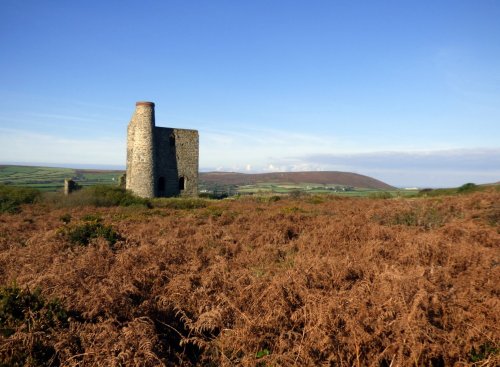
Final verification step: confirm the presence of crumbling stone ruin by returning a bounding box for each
[118,174,126,188]
[64,179,77,195]
[126,102,199,198]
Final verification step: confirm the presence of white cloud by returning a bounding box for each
[201,148,500,187]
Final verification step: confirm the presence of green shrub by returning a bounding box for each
[368,191,393,199]
[288,190,303,199]
[307,195,325,204]
[419,183,482,197]
[0,285,69,365]
[256,195,282,203]
[457,182,478,193]
[203,206,224,218]
[281,206,306,214]
[391,207,444,229]
[60,218,121,246]
[81,213,102,222]
[56,185,150,208]
[0,285,68,333]
[199,192,230,199]
[469,343,499,363]
[0,184,40,213]
[59,213,72,224]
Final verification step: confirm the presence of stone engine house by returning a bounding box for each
[126,101,199,198]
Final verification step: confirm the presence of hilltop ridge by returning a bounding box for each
[200,171,395,190]
[0,165,395,191]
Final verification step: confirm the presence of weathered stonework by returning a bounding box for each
[64,179,77,195]
[126,102,199,198]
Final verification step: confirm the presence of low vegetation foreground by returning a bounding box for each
[0,186,499,366]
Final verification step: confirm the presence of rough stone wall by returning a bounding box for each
[126,102,156,198]
[126,101,199,198]
[64,179,76,195]
[168,128,198,197]
[174,128,199,197]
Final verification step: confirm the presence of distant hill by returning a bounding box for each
[200,171,395,190]
[0,165,395,191]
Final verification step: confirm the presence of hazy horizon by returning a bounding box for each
[1,159,498,189]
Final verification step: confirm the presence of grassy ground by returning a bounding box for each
[237,182,418,197]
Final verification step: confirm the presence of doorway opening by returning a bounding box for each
[158,177,166,193]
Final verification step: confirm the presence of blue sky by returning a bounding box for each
[1,0,499,187]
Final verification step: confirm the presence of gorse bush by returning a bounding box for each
[59,216,121,246]
[0,184,40,213]
[59,213,72,224]
[0,285,68,334]
[457,182,478,193]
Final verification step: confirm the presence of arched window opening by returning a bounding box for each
[158,177,166,192]
[179,176,185,191]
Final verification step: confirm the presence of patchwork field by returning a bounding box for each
[235,182,418,197]
[1,166,413,197]
[0,165,123,191]
[0,187,499,366]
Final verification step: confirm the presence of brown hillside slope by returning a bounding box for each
[200,171,395,189]
[0,190,498,365]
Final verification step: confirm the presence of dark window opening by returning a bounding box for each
[158,177,165,192]
[169,134,175,146]
[179,177,185,191]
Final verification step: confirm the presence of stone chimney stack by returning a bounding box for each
[126,101,156,198]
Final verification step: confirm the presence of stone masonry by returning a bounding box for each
[126,102,199,198]
[64,179,77,195]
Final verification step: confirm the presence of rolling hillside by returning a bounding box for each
[200,171,395,190]
[0,165,395,192]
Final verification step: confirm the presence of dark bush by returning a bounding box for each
[0,184,40,213]
[199,192,229,199]
[59,213,72,224]
[0,285,69,365]
[419,183,482,197]
[457,182,478,193]
[60,217,121,246]
[368,191,393,199]
[288,190,303,199]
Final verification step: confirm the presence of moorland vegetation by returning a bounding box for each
[0,184,499,366]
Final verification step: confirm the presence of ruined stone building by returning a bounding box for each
[126,102,199,198]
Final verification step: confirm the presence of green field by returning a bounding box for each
[1,165,421,197]
[0,165,123,192]
[236,182,418,197]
